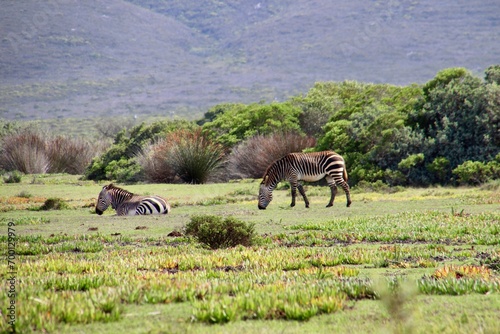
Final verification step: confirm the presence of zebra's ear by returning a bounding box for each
[263,175,269,184]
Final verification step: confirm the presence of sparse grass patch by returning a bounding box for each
[288,211,500,245]
[0,216,49,226]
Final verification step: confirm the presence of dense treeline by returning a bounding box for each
[1,66,499,186]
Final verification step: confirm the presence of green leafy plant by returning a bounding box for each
[201,102,303,147]
[452,160,492,185]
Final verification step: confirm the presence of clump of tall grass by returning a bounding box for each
[0,128,50,173]
[226,132,316,179]
[0,128,100,174]
[46,136,96,174]
[136,139,177,183]
[138,128,225,184]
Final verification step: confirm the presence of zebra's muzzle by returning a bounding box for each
[96,209,104,215]
[258,205,266,210]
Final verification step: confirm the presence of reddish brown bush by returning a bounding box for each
[137,139,178,183]
[0,129,101,175]
[46,136,97,174]
[226,132,316,179]
[0,130,50,174]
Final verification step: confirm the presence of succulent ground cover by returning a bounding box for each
[0,175,499,333]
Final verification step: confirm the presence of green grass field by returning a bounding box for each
[1,174,499,333]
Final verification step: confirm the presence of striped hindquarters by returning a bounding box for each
[288,151,346,182]
[117,195,170,216]
[136,196,170,215]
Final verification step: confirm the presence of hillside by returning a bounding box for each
[1,0,499,123]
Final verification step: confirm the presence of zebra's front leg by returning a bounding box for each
[297,184,309,208]
[326,184,338,207]
[290,183,297,207]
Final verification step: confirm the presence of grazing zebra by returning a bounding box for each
[258,151,351,210]
[95,184,170,216]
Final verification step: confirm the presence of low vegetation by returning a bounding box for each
[0,175,499,333]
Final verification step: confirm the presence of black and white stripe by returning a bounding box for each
[258,151,351,209]
[96,184,170,216]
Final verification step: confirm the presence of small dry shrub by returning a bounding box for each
[227,132,316,179]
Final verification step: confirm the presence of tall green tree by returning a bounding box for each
[311,82,423,185]
[202,102,302,146]
[409,67,500,183]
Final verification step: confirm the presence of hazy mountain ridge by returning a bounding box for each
[1,0,498,121]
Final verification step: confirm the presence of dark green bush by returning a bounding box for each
[452,156,500,185]
[39,198,70,211]
[312,81,423,186]
[426,157,451,183]
[409,68,500,184]
[3,170,23,183]
[184,215,256,249]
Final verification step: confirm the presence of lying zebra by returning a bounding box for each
[95,184,171,216]
[258,151,351,209]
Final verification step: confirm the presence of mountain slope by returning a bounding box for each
[1,0,498,121]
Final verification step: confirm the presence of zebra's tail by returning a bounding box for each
[343,166,348,182]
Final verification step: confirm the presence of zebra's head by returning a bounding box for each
[258,175,273,210]
[95,185,112,215]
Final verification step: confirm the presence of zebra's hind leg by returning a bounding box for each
[326,183,338,207]
[297,184,309,208]
[339,181,352,207]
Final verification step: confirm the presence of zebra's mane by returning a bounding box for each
[106,183,134,196]
[262,156,289,185]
